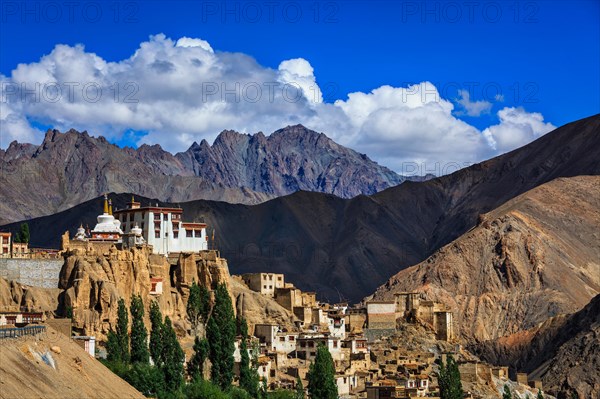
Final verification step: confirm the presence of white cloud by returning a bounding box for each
[175,37,214,52]
[278,58,322,104]
[482,107,556,152]
[456,89,492,117]
[0,34,556,175]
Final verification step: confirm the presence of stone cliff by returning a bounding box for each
[2,236,297,341]
[369,176,600,343]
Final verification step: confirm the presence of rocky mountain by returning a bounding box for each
[2,115,599,303]
[470,294,600,399]
[0,125,407,224]
[369,176,600,342]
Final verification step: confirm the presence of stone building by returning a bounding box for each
[0,232,10,258]
[366,301,396,330]
[241,272,285,297]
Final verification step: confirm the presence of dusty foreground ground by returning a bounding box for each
[0,327,144,399]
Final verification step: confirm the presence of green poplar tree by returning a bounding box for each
[188,336,210,380]
[295,376,305,399]
[161,316,185,392]
[107,298,130,363]
[129,295,149,364]
[207,283,236,391]
[187,281,202,332]
[149,300,164,367]
[502,384,512,399]
[537,389,544,399]
[439,354,463,399]
[307,344,338,399]
[238,317,259,398]
[19,223,30,244]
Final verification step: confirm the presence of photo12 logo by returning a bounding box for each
[200,1,340,24]
[1,81,139,104]
[400,1,540,24]
[0,1,139,24]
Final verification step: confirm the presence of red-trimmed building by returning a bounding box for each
[114,197,208,255]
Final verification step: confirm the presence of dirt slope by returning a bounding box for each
[369,176,600,342]
[0,327,144,399]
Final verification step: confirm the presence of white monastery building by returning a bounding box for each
[114,196,208,255]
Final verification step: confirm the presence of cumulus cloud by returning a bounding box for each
[0,34,556,175]
[456,89,492,117]
[482,107,556,152]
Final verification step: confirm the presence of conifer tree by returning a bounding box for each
[129,295,149,364]
[207,283,236,390]
[307,344,338,399]
[537,389,544,399]
[19,223,30,244]
[187,282,211,336]
[187,281,202,332]
[149,300,164,367]
[502,384,512,399]
[188,336,209,380]
[439,354,463,399]
[161,316,185,391]
[238,317,259,397]
[295,376,305,399]
[107,298,130,363]
[199,284,211,323]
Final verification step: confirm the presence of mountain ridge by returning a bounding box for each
[0,124,412,224]
[3,115,599,303]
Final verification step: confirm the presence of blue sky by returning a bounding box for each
[1,0,598,173]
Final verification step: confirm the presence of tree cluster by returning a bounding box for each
[438,354,463,399]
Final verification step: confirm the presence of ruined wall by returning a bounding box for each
[0,259,63,289]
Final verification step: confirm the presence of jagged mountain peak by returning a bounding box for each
[0,124,412,224]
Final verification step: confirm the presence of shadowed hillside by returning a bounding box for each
[2,115,599,302]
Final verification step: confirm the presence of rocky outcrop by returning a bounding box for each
[470,294,600,399]
[176,125,405,199]
[369,176,600,343]
[58,243,232,339]
[0,124,409,224]
[0,277,60,314]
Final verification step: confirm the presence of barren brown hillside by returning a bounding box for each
[0,327,144,399]
[369,176,600,342]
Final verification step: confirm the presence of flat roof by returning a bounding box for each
[114,207,183,214]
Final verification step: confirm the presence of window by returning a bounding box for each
[269,275,273,280]
[333,341,338,348]
[279,337,285,342]
[154,213,160,220]
[289,336,295,341]
[263,285,267,289]
[173,231,178,239]
[163,213,167,221]
[155,231,160,238]
[277,276,282,281]
[186,230,193,238]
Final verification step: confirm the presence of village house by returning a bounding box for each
[241,272,286,297]
[0,310,44,326]
[0,232,10,258]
